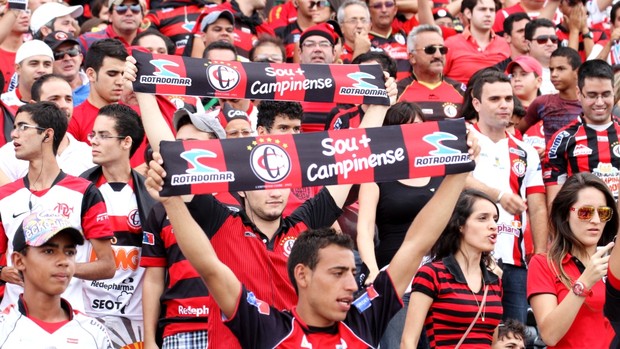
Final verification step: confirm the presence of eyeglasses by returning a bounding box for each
[54,47,80,60]
[13,124,45,133]
[581,91,613,101]
[415,45,448,55]
[533,35,558,45]
[114,3,141,15]
[87,132,126,142]
[369,1,395,9]
[308,0,330,8]
[225,129,252,137]
[343,17,370,25]
[301,40,333,49]
[570,205,613,222]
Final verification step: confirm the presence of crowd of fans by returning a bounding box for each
[1,0,620,348]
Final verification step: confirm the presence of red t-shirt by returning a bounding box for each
[0,48,16,93]
[527,253,615,349]
[444,27,510,84]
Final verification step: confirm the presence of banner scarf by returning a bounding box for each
[132,50,390,105]
[159,120,474,196]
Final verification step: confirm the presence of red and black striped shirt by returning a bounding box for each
[544,115,620,199]
[412,255,503,349]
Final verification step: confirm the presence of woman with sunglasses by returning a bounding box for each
[401,189,504,349]
[527,172,617,349]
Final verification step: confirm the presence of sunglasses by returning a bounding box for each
[416,45,448,55]
[54,47,80,60]
[114,3,141,15]
[570,205,613,222]
[370,1,395,9]
[308,0,330,8]
[533,35,558,45]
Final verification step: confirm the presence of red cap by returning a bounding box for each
[506,55,543,77]
[300,21,339,46]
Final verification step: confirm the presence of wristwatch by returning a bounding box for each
[583,31,594,40]
[572,281,593,297]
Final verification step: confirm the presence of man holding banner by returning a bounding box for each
[143,132,478,348]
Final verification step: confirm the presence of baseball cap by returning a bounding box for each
[15,40,54,64]
[30,3,83,34]
[199,9,235,32]
[433,8,454,20]
[43,31,80,51]
[506,55,543,77]
[13,211,84,252]
[173,106,227,139]
[300,21,340,46]
[217,103,250,128]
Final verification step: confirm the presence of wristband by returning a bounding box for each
[496,191,505,203]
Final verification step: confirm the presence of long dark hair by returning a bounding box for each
[548,173,618,289]
[431,189,499,267]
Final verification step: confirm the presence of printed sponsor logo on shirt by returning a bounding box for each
[244,231,256,238]
[352,284,379,313]
[246,291,270,315]
[497,221,521,237]
[593,162,620,198]
[143,232,155,245]
[178,305,209,317]
[548,131,570,159]
[67,338,79,344]
[598,136,609,142]
[509,147,526,157]
[573,144,593,156]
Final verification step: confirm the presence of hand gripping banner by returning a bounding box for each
[132,50,390,105]
[158,120,474,196]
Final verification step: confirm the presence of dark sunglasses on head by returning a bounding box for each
[418,45,448,55]
[570,205,613,222]
[308,0,330,8]
[533,35,558,45]
[114,3,141,15]
[54,47,80,60]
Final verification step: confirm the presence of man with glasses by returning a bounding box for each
[465,69,548,325]
[337,0,372,63]
[444,0,510,84]
[0,74,94,185]
[0,101,115,312]
[525,18,559,95]
[80,104,155,349]
[544,60,620,203]
[30,2,82,40]
[298,22,339,132]
[78,0,144,53]
[44,31,89,106]
[275,0,332,62]
[367,0,410,80]
[397,24,465,121]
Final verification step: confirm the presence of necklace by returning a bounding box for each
[470,277,486,322]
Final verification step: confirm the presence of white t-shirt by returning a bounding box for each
[0,133,94,180]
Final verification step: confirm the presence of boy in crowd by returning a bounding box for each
[0,211,113,348]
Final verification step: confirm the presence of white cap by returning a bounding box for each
[15,40,54,64]
[30,3,83,34]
